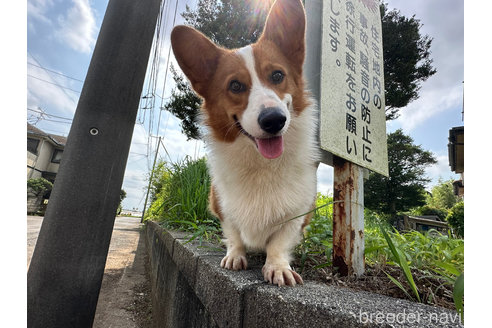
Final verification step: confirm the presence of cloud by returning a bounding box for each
[27,0,54,25]
[122,119,207,210]
[55,0,97,53]
[122,168,148,210]
[425,152,460,189]
[395,83,462,132]
[159,120,206,163]
[317,163,334,196]
[27,57,79,115]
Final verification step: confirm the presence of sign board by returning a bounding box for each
[318,0,388,176]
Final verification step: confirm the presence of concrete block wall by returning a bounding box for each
[145,221,463,328]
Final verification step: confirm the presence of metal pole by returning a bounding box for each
[141,136,161,223]
[305,0,366,277]
[332,156,365,277]
[27,0,162,326]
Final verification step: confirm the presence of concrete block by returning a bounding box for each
[172,237,224,288]
[194,255,263,328]
[145,223,463,328]
[244,282,463,327]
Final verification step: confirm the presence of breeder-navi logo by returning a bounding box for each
[357,309,463,326]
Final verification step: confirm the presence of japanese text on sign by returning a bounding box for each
[320,0,388,176]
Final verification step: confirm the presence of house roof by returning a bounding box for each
[27,123,67,147]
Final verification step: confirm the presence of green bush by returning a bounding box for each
[117,189,126,215]
[27,178,53,197]
[447,201,464,238]
[145,157,220,242]
[300,196,464,270]
[412,205,449,221]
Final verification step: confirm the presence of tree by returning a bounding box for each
[167,1,436,138]
[364,129,437,219]
[164,66,203,140]
[181,0,273,49]
[27,178,53,198]
[446,201,464,238]
[425,178,459,210]
[117,189,127,215]
[381,3,436,120]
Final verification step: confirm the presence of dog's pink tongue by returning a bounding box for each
[255,136,284,159]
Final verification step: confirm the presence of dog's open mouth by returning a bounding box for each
[233,115,284,159]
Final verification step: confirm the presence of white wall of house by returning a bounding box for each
[27,137,62,180]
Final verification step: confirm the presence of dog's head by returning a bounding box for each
[171,0,308,159]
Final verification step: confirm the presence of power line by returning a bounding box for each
[28,52,79,104]
[157,0,180,140]
[42,118,72,125]
[27,62,84,83]
[27,74,81,94]
[27,107,73,121]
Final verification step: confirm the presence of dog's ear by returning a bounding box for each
[260,0,306,72]
[171,26,222,97]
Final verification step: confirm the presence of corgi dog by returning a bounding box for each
[171,0,318,286]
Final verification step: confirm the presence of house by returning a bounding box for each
[27,123,67,183]
[448,126,464,197]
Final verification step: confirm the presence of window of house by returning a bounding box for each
[51,149,63,163]
[28,138,40,154]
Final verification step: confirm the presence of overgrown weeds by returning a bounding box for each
[144,157,221,244]
[295,195,463,317]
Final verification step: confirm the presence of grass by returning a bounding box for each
[144,156,221,244]
[144,157,464,318]
[296,195,464,319]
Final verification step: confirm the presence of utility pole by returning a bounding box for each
[27,0,162,326]
[141,136,161,223]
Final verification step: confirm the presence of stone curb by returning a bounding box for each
[146,222,463,328]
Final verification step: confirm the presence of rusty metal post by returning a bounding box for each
[332,156,365,276]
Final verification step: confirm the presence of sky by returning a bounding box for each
[23,0,464,212]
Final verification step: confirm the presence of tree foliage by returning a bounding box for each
[364,129,437,218]
[164,66,203,140]
[27,178,53,197]
[381,3,436,120]
[117,189,127,215]
[181,0,273,49]
[425,179,459,210]
[412,205,448,221]
[446,201,464,238]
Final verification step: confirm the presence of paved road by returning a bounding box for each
[27,216,44,268]
[27,216,150,327]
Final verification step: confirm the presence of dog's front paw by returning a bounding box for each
[221,253,248,271]
[262,263,303,287]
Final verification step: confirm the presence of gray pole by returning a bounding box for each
[27,0,162,326]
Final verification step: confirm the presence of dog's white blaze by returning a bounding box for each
[236,46,291,138]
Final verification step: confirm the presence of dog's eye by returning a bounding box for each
[271,70,285,84]
[229,80,245,94]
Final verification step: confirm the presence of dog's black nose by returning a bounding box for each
[258,108,286,134]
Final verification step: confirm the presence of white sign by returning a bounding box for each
[319,0,388,176]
